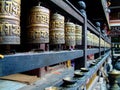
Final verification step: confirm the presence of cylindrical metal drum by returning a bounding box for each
[75,24,82,45]
[50,13,65,44]
[65,22,75,46]
[27,4,50,44]
[0,0,21,44]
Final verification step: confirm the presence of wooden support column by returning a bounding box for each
[94,22,101,59]
[75,1,87,69]
[96,22,101,57]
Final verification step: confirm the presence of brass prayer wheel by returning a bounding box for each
[75,24,82,45]
[65,22,75,46]
[27,3,50,44]
[50,13,65,44]
[0,0,21,44]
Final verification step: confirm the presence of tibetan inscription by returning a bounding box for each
[27,5,49,43]
[0,0,21,44]
[50,13,65,44]
[0,0,20,19]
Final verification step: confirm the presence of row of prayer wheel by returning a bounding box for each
[0,1,82,46]
[27,4,82,46]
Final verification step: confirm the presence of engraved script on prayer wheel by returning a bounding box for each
[65,22,75,46]
[27,4,49,44]
[50,13,65,44]
[75,24,82,45]
[0,0,21,44]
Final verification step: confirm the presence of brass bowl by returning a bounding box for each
[92,60,96,63]
[80,68,89,72]
[63,76,76,85]
[108,69,120,78]
[45,86,60,90]
[74,70,84,77]
[91,62,96,65]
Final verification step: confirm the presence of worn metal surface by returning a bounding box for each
[0,50,83,76]
[27,3,49,44]
[75,24,82,45]
[65,22,76,46]
[0,0,21,44]
[50,13,65,44]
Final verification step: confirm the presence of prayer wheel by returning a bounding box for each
[50,13,65,44]
[65,22,75,46]
[75,24,82,45]
[27,3,50,44]
[0,0,21,44]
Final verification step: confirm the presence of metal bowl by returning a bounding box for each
[90,62,96,66]
[92,60,96,63]
[45,86,60,90]
[108,69,120,78]
[74,70,84,77]
[80,68,89,72]
[63,76,76,85]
